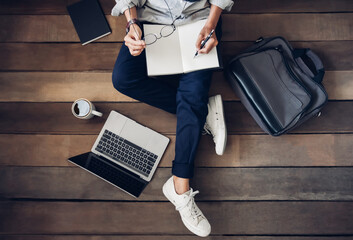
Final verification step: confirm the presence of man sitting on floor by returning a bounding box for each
[111,0,233,237]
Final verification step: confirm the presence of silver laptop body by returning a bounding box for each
[69,110,170,198]
[91,110,170,182]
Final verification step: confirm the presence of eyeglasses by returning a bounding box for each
[128,7,177,46]
[143,24,176,45]
[128,1,187,46]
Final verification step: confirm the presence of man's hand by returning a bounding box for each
[124,24,146,56]
[195,25,218,55]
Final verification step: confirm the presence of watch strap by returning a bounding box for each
[126,18,142,34]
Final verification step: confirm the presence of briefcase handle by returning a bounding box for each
[293,48,325,83]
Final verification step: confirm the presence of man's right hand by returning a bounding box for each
[124,24,146,56]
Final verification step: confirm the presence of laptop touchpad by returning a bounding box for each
[119,120,150,148]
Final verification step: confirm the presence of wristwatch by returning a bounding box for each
[126,18,142,34]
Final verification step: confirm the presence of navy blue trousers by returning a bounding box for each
[112,21,222,178]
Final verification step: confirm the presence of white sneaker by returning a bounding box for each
[162,176,211,237]
[204,94,227,155]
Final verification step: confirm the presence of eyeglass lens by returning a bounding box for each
[160,25,175,37]
[143,25,176,45]
[144,34,158,45]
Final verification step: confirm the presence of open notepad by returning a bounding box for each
[144,19,220,76]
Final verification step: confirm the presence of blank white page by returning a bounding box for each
[144,24,183,76]
[178,19,219,73]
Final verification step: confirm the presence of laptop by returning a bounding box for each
[68,110,170,198]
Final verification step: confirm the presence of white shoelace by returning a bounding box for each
[203,122,217,145]
[175,189,204,223]
[202,122,213,136]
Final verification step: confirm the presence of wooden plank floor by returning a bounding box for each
[0,0,353,239]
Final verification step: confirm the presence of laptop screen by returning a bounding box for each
[69,152,147,198]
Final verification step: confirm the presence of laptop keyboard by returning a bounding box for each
[95,129,158,177]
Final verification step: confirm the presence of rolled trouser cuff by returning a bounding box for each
[172,161,194,179]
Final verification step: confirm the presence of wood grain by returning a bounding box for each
[0,43,121,71]
[222,41,353,71]
[222,13,353,41]
[232,0,353,13]
[1,14,352,42]
[1,41,352,71]
[0,3,352,239]
[324,71,353,99]
[0,71,351,102]
[0,72,135,102]
[1,167,353,201]
[1,0,353,14]
[0,102,352,134]
[1,201,352,234]
[1,134,353,167]
[0,15,126,43]
[0,0,69,15]
[1,237,353,240]
[0,71,233,102]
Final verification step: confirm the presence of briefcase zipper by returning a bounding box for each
[274,46,312,98]
[274,46,328,120]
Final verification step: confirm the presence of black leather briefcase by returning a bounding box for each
[226,36,328,136]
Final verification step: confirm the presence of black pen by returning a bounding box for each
[194,29,215,58]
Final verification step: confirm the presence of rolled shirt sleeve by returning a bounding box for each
[111,0,146,16]
[209,0,234,12]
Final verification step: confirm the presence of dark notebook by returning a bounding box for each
[67,0,111,45]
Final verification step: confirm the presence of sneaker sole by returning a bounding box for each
[213,95,227,155]
[180,215,211,237]
[162,182,211,237]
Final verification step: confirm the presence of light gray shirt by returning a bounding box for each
[111,0,234,26]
